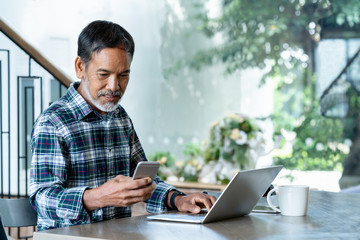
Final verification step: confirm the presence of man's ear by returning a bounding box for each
[75,56,85,80]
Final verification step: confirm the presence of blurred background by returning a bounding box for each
[1,0,360,199]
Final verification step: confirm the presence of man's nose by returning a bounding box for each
[107,77,120,92]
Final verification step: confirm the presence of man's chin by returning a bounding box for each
[100,101,120,112]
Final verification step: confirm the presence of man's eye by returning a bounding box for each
[98,73,109,77]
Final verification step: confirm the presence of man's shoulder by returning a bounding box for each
[117,105,134,125]
[35,97,75,128]
[117,105,130,118]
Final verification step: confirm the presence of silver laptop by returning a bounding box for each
[147,165,283,224]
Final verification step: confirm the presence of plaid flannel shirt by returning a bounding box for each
[30,82,175,231]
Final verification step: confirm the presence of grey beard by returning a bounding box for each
[82,77,123,112]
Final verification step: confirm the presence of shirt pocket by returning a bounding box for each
[68,149,102,187]
[113,144,131,177]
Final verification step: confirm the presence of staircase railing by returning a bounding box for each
[0,17,73,239]
[0,18,72,87]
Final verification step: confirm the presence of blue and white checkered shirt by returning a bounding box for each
[30,82,175,231]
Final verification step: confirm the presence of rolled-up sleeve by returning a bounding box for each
[146,177,176,213]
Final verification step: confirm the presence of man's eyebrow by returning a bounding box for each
[96,68,131,74]
[97,68,112,73]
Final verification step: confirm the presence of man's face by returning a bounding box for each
[75,47,132,114]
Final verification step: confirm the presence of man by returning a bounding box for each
[29,20,216,231]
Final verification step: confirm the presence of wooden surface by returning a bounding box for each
[34,191,360,239]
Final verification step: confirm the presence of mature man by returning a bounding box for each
[29,20,216,231]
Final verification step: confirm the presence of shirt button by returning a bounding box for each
[108,148,114,157]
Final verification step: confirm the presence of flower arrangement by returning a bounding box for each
[197,114,269,184]
[206,114,266,165]
[149,114,270,184]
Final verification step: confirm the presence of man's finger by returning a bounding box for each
[175,193,218,213]
[189,193,215,212]
[182,201,201,214]
[208,194,217,205]
[128,177,152,190]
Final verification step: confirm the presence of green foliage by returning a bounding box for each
[343,87,360,139]
[183,142,203,158]
[270,64,348,171]
[165,0,360,86]
[217,176,230,185]
[184,0,328,83]
[192,0,359,171]
[189,0,360,82]
[273,104,347,171]
[326,0,360,28]
[160,0,360,172]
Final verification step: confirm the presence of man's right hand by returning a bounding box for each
[83,175,155,211]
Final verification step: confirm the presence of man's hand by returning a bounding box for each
[168,192,217,214]
[83,175,155,211]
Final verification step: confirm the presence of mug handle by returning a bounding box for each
[266,188,281,212]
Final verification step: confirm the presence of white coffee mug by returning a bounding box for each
[267,185,309,216]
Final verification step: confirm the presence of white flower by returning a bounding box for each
[316,142,324,151]
[337,143,350,154]
[281,128,296,141]
[235,130,247,145]
[327,142,337,151]
[161,167,173,176]
[247,132,264,148]
[227,113,240,120]
[230,128,241,140]
[245,149,258,169]
[246,132,268,155]
[212,126,222,143]
[184,164,196,176]
[167,175,178,182]
[223,138,232,153]
[344,139,352,147]
[199,161,221,184]
[219,159,239,180]
[211,121,219,128]
[198,159,239,184]
[196,156,204,166]
[175,160,184,168]
[305,137,313,146]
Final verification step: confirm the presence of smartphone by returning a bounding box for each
[252,205,279,214]
[132,161,160,181]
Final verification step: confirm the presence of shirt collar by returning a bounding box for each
[65,81,120,121]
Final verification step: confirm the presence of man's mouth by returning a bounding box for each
[98,90,122,103]
[102,95,118,102]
